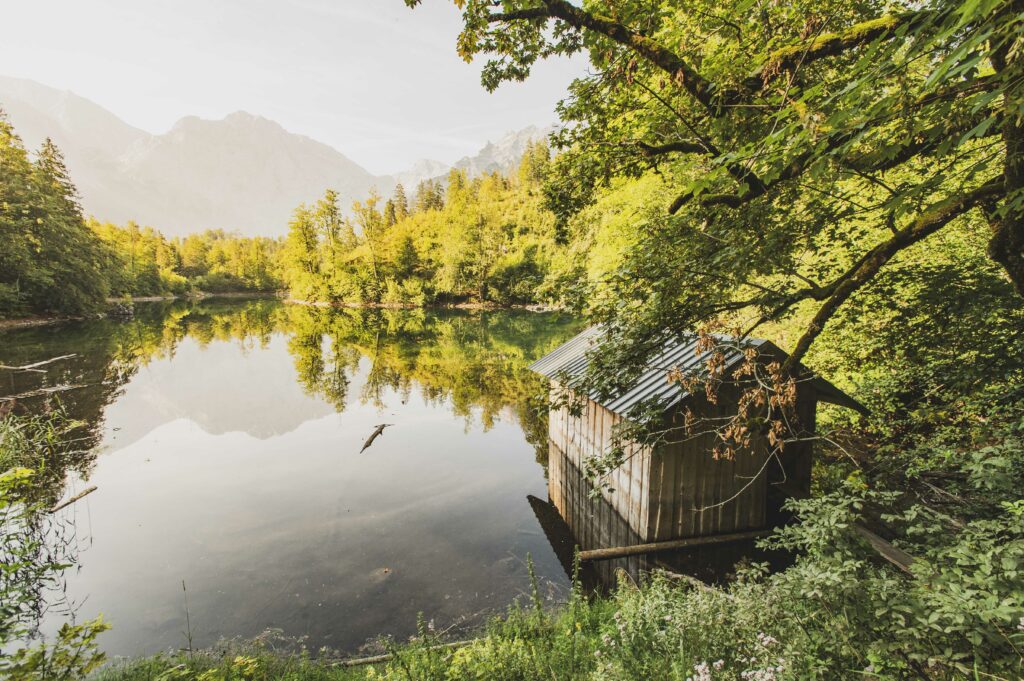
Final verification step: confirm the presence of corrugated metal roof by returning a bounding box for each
[529,326,865,417]
[529,326,760,416]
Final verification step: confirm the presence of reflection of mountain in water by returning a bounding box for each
[102,336,336,450]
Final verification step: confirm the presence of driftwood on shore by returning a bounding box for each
[50,486,98,513]
[361,424,393,453]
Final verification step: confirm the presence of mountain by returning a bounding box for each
[109,111,379,236]
[389,125,556,189]
[0,76,379,237]
[0,76,553,237]
[389,158,450,189]
[451,124,555,177]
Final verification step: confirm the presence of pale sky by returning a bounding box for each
[0,0,587,174]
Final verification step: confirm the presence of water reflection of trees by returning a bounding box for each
[279,305,581,458]
[0,300,284,498]
[0,299,581,487]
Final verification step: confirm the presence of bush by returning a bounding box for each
[487,249,543,305]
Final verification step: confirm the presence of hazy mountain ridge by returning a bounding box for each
[451,124,555,176]
[0,76,552,237]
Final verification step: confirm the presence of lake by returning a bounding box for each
[0,299,583,659]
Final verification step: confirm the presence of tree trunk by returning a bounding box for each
[988,114,1024,296]
[988,9,1024,296]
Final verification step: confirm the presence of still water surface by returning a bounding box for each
[0,300,582,658]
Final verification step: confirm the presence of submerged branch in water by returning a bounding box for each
[50,485,98,513]
[0,354,78,373]
[0,384,88,402]
[360,423,393,453]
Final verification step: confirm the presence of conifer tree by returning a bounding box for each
[30,138,112,313]
[282,204,322,300]
[392,183,409,220]
[395,235,418,279]
[0,110,35,315]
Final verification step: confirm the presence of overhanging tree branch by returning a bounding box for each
[751,11,934,87]
[486,0,719,112]
[782,178,1004,371]
[636,140,707,156]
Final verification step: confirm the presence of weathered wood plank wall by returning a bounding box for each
[548,382,817,543]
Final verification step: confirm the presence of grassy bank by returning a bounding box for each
[92,571,791,681]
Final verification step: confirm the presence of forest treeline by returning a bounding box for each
[278,141,559,305]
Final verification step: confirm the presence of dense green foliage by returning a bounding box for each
[398,0,1022,677]
[0,117,113,317]
[279,144,559,306]
[90,222,282,297]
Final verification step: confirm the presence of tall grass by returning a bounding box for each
[0,404,89,501]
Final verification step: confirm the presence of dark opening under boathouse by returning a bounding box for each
[529,326,864,562]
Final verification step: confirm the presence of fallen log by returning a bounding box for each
[853,524,915,575]
[655,567,736,600]
[578,529,772,562]
[360,423,393,453]
[50,485,98,513]
[774,480,916,575]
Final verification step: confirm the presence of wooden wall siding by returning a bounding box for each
[548,384,654,540]
[548,383,821,543]
[546,438,781,591]
[548,439,651,587]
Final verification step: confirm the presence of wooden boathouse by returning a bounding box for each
[529,326,863,548]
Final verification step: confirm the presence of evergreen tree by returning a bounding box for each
[352,191,386,292]
[517,140,550,187]
[313,189,344,258]
[392,183,409,220]
[395,235,418,279]
[0,110,36,315]
[413,180,431,213]
[282,205,322,300]
[30,139,113,313]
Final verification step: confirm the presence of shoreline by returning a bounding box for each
[281,298,562,313]
[0,291,281,331]
[0,293,564,331]
[0,314,101,332]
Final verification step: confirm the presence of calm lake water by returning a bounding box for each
[0,300,583,658]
